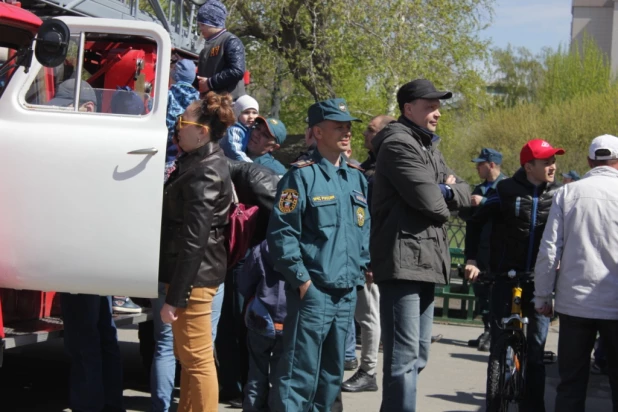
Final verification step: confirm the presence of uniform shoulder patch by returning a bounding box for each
[278,189,299,213]
[347,162,365,172]
[290,159,315,168]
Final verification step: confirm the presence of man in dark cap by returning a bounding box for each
[462,148,507,352]
[370,79,470,412]
[267,98,370,411]
[195,0,246,100]
[246,116,288,175]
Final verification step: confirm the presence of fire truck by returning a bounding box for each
[0,0,213,365]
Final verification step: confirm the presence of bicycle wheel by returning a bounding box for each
[486,333,525,412]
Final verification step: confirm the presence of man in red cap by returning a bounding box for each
[465,139,565,411]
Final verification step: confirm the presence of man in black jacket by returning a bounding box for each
[462,148,507,352]
[465,139,565,412]
[370,79,470,412]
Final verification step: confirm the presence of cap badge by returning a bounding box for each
[339,103,347,112]
[270,119,278,125]
[541,141,550,147]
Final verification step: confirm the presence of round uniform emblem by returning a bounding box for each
[356,207,365,227]
[279,189,299,213]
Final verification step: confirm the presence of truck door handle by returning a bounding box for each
[128,148,159,155]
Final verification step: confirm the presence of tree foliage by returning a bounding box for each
[448,37,617,183]
[539,35,612,107]
[488,45,544,107]
[226,0,494,150]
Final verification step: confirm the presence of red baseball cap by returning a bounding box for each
[520,139,565,166]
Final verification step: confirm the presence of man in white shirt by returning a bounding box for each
[534,134,618,412]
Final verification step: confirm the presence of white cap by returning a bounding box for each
[589,134,618,160]
[233,95,259,119]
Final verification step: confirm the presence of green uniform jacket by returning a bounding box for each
[266,150,371,290]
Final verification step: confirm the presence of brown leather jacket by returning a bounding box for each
[159,142,232,308]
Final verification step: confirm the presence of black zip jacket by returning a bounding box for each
[465,168,560,273]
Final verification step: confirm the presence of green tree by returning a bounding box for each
[538,35,613,107]
[338,0,494,116]
[488,45,544,107]
[228,0,494,108]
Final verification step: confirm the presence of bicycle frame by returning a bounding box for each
[498,274,531,407]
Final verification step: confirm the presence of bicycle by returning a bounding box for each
[476,270,534,412]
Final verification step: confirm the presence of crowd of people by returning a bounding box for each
[54,1,618,412]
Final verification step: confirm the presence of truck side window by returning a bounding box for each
[24,32,157,116]
[24,34,80,108]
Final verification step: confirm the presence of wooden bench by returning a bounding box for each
[434,247,477,323]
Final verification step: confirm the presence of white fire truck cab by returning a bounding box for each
[0,1,173,359]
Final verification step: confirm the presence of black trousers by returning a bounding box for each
[555,312,618,412]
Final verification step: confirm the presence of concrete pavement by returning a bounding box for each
[0,322,612,411]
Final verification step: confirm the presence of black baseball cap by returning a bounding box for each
[396,79,452,112]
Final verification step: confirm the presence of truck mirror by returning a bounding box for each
[35,19,70,68]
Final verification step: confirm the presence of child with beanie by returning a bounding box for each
[220,94,259,162]
[165,59,200,181]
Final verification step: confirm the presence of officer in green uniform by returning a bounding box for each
[267,98,371,412]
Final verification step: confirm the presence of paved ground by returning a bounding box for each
[1,322,612,411]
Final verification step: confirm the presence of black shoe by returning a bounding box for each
[344,357,358,371]
[341,369,378,392]
[468,331,489,348]
[591,362,608,375]
[228,397,243,409]
[431,334,443,344]
[478,333,491,352]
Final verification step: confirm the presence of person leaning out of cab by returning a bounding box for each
[158,91,235,412]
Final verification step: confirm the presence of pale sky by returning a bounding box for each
[483,0,573,55]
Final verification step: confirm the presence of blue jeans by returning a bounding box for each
[150,281,225,412]
[345,317,356,361]
[243,329,284,412]
[378,281,434,412]
[61,294,124,412]
[489,279,549,412]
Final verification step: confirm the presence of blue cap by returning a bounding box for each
[307,98,361,128]
[111,86,144,115]
[472,148,503,165]
[562,170,581,181]
[171,59,196,84]
[197,0,227,28]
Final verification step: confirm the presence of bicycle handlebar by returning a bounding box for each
[474,271,534,285]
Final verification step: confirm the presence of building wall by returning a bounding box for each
[571,0,618,73]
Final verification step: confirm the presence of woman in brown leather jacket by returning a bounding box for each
[158,91,235,412]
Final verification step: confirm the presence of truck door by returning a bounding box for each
[0,18,172,298]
